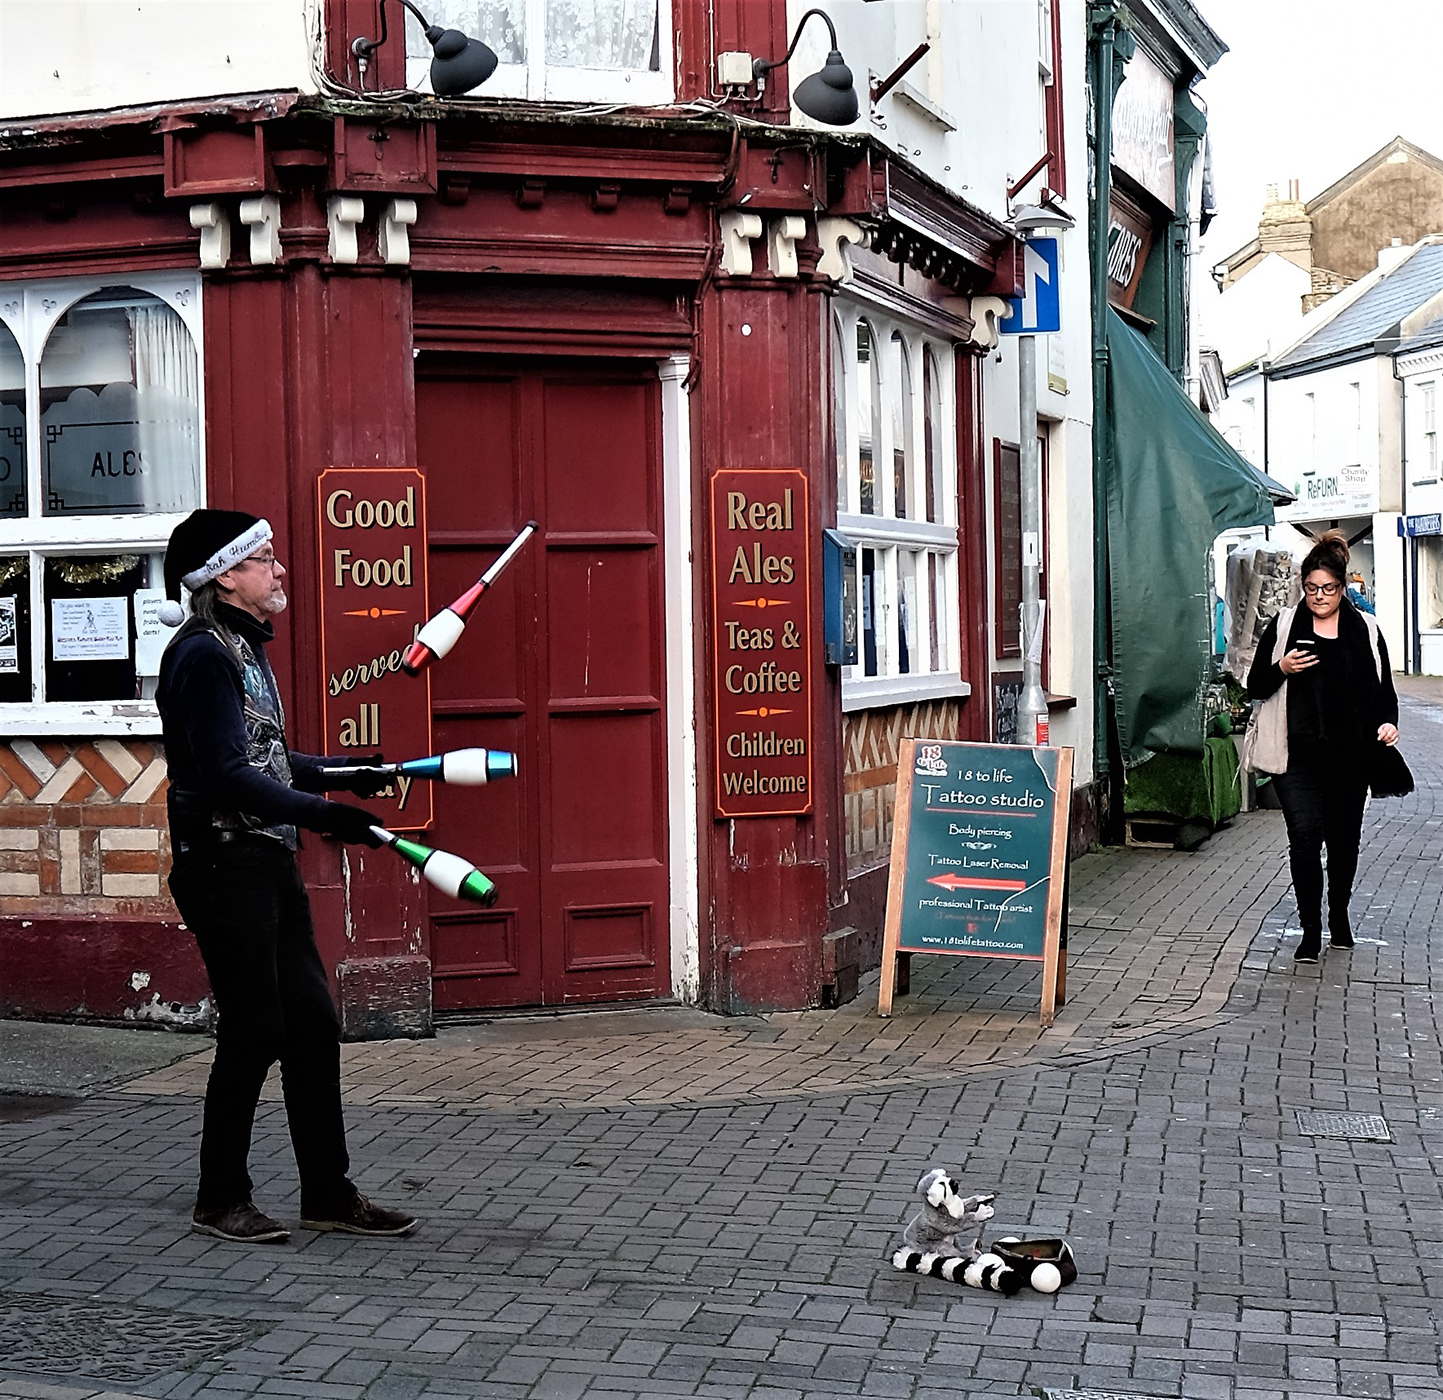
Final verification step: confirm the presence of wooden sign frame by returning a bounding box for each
[878,738,1073,1026]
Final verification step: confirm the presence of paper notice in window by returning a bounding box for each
[133,588,169,677]
[51,596,129,662]
[0,597,17,674]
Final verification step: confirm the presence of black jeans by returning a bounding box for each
[169,838,351,1213]
[1271,758,1368,937]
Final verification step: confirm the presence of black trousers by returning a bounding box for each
[1271,758,1368,936]
[168,839,351,1213]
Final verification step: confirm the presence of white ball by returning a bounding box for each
[157,600,186,628]
[1030,1261,1062,1294]
[974,1252,1004,1272]
[997,1235,1020,1245]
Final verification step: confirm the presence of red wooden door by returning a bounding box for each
[416,360,671,1009]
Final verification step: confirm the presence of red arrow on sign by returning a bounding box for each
[927,873,1028,892]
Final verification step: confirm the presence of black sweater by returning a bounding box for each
[157,604,346,840]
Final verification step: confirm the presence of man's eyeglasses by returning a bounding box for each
[239,551,281,571]
[1302,581,1341,597]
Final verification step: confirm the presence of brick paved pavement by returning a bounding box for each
[3,695,1443,1399]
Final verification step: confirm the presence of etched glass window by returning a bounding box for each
[0,274,202,726]
[0,321,24,518]
[39,291,201,518]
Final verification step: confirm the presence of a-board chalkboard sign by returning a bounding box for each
[878,738,1074,1026]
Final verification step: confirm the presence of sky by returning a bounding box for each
[1195,0,1443,265]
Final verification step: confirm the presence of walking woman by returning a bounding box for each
[1246,530,1400,963]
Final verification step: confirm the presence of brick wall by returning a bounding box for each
[0,739,172,917]
[842,700,963,876]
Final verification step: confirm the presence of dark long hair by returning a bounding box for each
[1300,528,1349,585]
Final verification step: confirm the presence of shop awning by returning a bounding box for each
[1106,308,1275,765]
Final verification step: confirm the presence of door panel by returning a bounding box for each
[416,360,669,1009]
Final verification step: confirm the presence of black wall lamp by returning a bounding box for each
[753,8,859,127]
[351,0,499,97]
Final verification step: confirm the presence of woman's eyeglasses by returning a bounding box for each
[1302,581,1341,597]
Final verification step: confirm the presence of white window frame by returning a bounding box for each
[1423,381,1438,480]
[405,0,674,104]
[0,270,204,735]
[833,300,964,712]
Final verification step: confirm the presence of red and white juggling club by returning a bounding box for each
[326,747,517,786]
[370,827,498,906]
[403,520,538,676]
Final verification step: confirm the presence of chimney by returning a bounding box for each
[1379,236,1409,272]
[1257,179,1312,266]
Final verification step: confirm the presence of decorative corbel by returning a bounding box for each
[767,215,807,279]
[719,211,763,276]
[189,202,231,270]
[379,198,418,266]
[815,217,866,283]
[962,296,1010,350]
[327,195,365,264]
[238,195,282,266]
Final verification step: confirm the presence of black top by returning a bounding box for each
[157,603,341,843]
[1246,601,1398,764]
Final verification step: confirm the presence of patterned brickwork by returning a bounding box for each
[842,699,961,875]
[0,739,172,917]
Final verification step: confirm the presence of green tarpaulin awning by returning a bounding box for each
[1106,309,1274,765]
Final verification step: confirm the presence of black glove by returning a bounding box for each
[323,802,388,848]
[340,753,393,798]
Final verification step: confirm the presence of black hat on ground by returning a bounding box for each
[158,509,273,627]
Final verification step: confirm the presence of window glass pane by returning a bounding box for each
[857,322,878,515]
[832,317,847,511]
[898,550,918,674]
[408,1,526,64]
[997,443,1022,656]
[43,552,161,703]
[860,547,878,676]
[890,332,913,518]
[547,0,659,69]
[928,552,941,672]
[40,290,201,518]
[0,554,31,703]
[0,321,24,518]
[924,348,942,523]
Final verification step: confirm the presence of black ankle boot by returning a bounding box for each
[1329,910,1354,949]
[1294,931,1322,964]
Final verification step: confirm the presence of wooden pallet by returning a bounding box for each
[1125,815,1178,849]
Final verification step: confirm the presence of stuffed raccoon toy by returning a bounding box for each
[890,1168,1077,1296]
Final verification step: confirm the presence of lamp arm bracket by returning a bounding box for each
[753,6,840,79]
[1007,151,1054,202]
[352,0,435,60]
[870,41,930,104]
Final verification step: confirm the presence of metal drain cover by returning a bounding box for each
[1295,1109,1393,1141]
[0,1291,258,1383]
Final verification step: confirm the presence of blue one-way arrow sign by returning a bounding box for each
[998,237,1061,335]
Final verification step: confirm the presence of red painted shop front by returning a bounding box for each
[0,74,1021,1029]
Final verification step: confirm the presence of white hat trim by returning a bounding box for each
[180,520,274,591]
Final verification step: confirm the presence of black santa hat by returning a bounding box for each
[158,509,273,627]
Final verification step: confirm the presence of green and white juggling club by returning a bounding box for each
[328,747,518,785]
[371,827,498,906]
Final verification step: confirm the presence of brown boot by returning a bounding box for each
[299,1190,417,1237]
[191,1200,290,1243]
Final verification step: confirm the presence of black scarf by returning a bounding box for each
[1284,598,1385,752]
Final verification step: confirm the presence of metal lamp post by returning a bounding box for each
[1002,203,1075,747]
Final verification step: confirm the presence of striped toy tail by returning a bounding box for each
[891,1249,970,1284]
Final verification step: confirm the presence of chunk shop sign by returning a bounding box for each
[710,469,813,818]
[316,468,433,830]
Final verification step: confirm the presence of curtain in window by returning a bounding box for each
[409,1,525,64]
[547,0,657,69]
[128,303,201,513]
